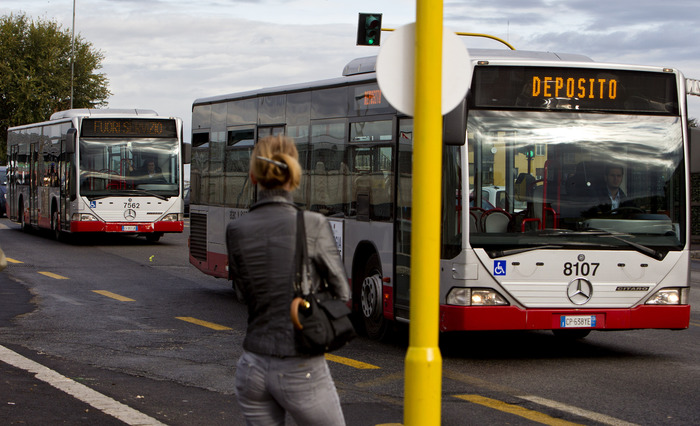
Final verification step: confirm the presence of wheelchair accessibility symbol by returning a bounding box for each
[494,260,506,276]
[90,201,97,208]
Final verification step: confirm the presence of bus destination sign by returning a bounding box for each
[531,74,618,101]
[353,84,393,113]
[82,118,178,138]
[472,66,679,115]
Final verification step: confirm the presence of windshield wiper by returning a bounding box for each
[87,189,168,201]
[488,245,565,258]
[581,228,665,260]
[487,229,664,260]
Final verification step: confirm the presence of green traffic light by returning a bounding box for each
[357,13,382,46]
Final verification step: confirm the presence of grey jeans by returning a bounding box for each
[235,350,345,426]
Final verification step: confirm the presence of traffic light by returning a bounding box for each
[525,146,535,159]
[520,145,535,159]
[357,13,382,46]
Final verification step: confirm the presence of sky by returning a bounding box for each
[4,0,700,144]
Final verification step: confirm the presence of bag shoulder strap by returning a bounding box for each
[293,209,312,296]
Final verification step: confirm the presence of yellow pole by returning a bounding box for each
[404,0,443,425]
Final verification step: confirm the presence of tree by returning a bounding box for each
[0,13,111,164]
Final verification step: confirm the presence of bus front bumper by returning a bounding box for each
[439,304,691,332]
[70,221,184,233]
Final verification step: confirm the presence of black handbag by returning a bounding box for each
[290,210,355,354]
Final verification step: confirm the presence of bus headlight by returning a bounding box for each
[470,289,509,306]
[446,288,509,306]
[645,288,687,305]
[71,213,98,221]
[446,288,470,306]
[162,213,181,221]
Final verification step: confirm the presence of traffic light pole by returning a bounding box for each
[404,0,443,424]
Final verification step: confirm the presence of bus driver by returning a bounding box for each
[600,164,626,210]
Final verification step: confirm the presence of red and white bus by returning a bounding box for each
[6,109,188,242]
[189,49,690,339]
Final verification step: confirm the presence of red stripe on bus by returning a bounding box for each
[190,251,229,279]
[439,305,690,331]
[70,221,184,233]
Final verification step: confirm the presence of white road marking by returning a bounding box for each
[518,394,639,426]
[0,344,167,426]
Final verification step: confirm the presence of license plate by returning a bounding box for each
[560,315,596,328]
[122,225,138,231]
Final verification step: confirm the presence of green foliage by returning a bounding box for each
[0,13,111,164]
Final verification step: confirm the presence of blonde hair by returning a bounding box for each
[250,135,301,190]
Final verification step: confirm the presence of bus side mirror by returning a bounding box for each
[183,143,191,165]
[65,128,77,154]
[443,99,467,146]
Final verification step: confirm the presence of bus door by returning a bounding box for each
[29,143,38,226]
[59,137,73,227]
[8,145,19,221]
[394,118,413,319]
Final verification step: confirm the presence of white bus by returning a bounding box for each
[189,49,690,339]
[6,109,188,242]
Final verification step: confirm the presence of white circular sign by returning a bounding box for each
[376,22,472,116]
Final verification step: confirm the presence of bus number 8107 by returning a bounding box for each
[563,262,600,276]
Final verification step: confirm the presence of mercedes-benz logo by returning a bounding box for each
[567,278,593,305]
[124,209,137,221]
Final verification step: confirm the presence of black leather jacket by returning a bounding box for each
[226,189,350,357]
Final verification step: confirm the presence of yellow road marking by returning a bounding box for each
[690,321,700,327]
[176,316,232,331]
[354,371,404,389]
[38,271,69,280]
[455,394,584,426]
[324,353,380,369]
[5,258,23,264]
[92,290,135,302]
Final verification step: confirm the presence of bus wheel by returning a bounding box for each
[146,233,162,243]
[360,254,388,340]
[19,204,29,231]
[52,210,62,241]
[552,329,591,340]
[51,210,61,241]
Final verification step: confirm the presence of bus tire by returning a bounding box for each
[19,202,29,231]
[146,233,162,243]
[360,253,388,340]
[52,209,64,242]
[552,329,591,340]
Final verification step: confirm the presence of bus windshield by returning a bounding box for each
[467,110,685,255]
[79,138,180,198]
